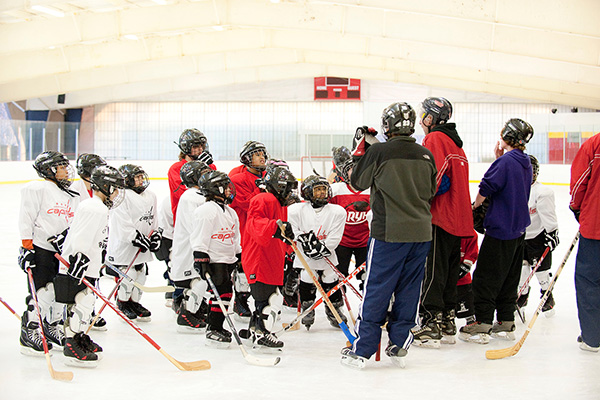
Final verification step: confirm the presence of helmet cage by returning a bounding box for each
[198,171,235,205]
[240,141,269,171]
[337,159,354,182]
[264,166,298,206]
[178,129,208,157]
[90,165,126,209]
[301,175,331,208]
[33,151,75,190]
[332,146,351,169]
[119,164,149,194]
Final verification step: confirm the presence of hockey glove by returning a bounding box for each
[273,222,295,244]
[67,252,90,282]
[569,206,580,222]
[149,228,163,253]
[47,228,69,253]
[193,251,210,278]
[18,246,36,272]
[472,198,490,234]
[351,126,377,160]
[197,150,213,166]
[297,231,331,260]
[458,261,472,280]
[132,230,151,253]
[544,229,560,251]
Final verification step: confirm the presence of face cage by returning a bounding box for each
[104,186,125,209]
[308,184,331,207]
[206,181,235,204]
[51,162,76,190]
[129,172,150,194]
[244,148,269,171]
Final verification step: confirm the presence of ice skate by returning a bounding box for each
[340,347,366,370]
[541,290,555,318]
[205,328,232,349]
[63,332,98,368]
[412,313,442,349]
[233,292,252,322]
[301,300,315,330]
[117,300,137,320]
[458,321,492,344]
[176,309,207,333]
[491,321,516,340]
[324,300,348,329]
[91,310,107,331]
[42,318,65,350]
[440,310,457,345]
[19,313,49,357]
[128,301,151,322]
[578,336,599,353]
[79,332,104,360]
[252,331,284,353]
[385,343,407,368]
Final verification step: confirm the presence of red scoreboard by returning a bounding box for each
[314,77,361,100]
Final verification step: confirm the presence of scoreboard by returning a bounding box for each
[314,77,361,100]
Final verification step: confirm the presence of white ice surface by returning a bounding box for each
[0,180,598,400]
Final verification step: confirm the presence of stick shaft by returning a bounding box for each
[0,296,22,321]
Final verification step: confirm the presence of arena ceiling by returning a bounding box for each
[0,0,599,109]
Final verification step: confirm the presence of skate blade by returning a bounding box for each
[91,324,108,332]
[164,300,173,308]
[251,345,283,354]
[177,325,206,334]
[205,340,231,350]
[20,346,49,357]
[389,356,406,368]
[340,355,366,370]
[136,316,151,323]
[49,344,64,352]
[458,332,490,344]
[441,335,456,345]
[413,339,441,349]
[543,309,556,318]
[63,357,98,368]
[491,331,516,341]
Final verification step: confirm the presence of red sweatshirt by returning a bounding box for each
[570,132,600,240]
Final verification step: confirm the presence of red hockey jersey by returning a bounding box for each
[229,167,264,245]
[330,182,371,248]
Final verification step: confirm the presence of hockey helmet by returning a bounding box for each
[198,170,235,204]
[420,97,452,129]
[336,159,354,183]
[76,153,107,180]
[179,160,210,188]
[263,165,298,206]
[332,146,351,170]
[501,118,534,147]
[381,102,416,138]
[240,141,269,171]
[301,175,332,208]
[118,164,150,194]
[177,128,207,158]
[529,154,539,184]
[33,151,75,190]
[90,165,126,209]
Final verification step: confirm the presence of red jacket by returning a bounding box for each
[570,132,600,240]
[242,192,288,285]
[422,124,473,237]
[229,167,264,245]
[168,159,216,224]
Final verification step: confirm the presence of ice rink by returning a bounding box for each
[0,174,598,400]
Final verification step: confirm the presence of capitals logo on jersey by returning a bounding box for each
[139,206,155,226]
[46,201,75,223]
[315,226,327,241]
[211,225,236,244]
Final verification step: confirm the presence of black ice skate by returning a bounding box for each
[324,301,348,329]
[541,290,555,317]
[20,313,49,357]
[301,300,315,330]
[91,310,107,331]
[117,300,137,320]
[252,331,284,353]
[205,328,232,349]
[177,309,207,333]
[412,312,443,349]
[233,292,252,321]
[42,318,65,349]
[440,310,457,345]
[128,301,151,322]
[63,332,99,368]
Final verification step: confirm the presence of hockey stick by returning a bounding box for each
[275,263,365,336]
[485,232,580,360]
[26,268,74,382]
[277,220,357,343]
[56,254,211,371]
[322,258,358,326]
[205,272,281,367]
[324,257,363,300]
[516,246,551,323]
[0,296,22,321]
[104,263,175,293]
[307,147,322,177]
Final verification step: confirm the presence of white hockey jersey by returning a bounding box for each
[61,196,109,278]
[190,201,241,264]
[526,181,559,240]
[157,195,174,240]
[19,180,80,252]
[70,179,93,202]
[106,188,158,265]
[170,188,206,281]
[288,202,346,271]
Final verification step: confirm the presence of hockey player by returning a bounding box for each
[170,161,212,332]
[56,165,126,366]
[459,119,533,344]
[517,155,560,317]
[413,97,472,348]
[229,141,270,321]
[105,164,160,322]
[288,175,348,329]
[18,151,79,355]
[191,171,241,348]
[243,165,297,351]
[155,194,176,307]
[341,102,437,369]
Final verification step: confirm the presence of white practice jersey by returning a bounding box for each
[288,202,346,271]
[19,180,80,251]
[526,181,559,240]
[170,188,206,281]
[70,179,93,202]
[61,196,109,278]
[190,201,241,263]
[157,195,174,240]
[106,188,158,265]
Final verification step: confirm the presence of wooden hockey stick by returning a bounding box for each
[205,272,281,367]
[0,296,22,321]
[26,268,74,382]
[486,232,580,360]
[56,254,210,371]
[277,220,357,343]
[516,246,550,323]
[104,263,175,293]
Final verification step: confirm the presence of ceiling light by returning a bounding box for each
[31,5,65,18]
[123,34,139,41]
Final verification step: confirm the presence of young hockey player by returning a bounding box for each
[191,171,241,348]
[288,175,348,329]
[106,164,160,322]
[517,155,560,317]
[413,97,472,349]
[18,151,79,355]
[155,194,176,307]
[243,165,297,351]
[170,161,212,332]
[342,103,437,369]
[459,119,533,344]
[56,165,126,366]
[229,141,270,321]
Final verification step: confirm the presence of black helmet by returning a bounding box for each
[502,118,534,147]
[198,170,235,205]
[90,165,126,209]
[337,159,354,182]
[381,102,416,137]
[301,175,331,208]
[529,154,539,184]
[177,128,207,158]
[76,153,107,180]
[420,97,452,128]
[263,165,298,206]
[33,151,74,190]
[332,146,351,169]
[118,164,149,194]
[240,141,269,171]
[179,160,210,188]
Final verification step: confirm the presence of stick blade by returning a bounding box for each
[282,322,300,331]
[46,354,74,381]
[176,360,212,371]
[245,353,281,367]
[137,284,175,293]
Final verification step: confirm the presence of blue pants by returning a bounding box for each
[575,235,600,347]
[352,238,430,359]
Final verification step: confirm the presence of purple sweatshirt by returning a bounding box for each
[479,149,532,240]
